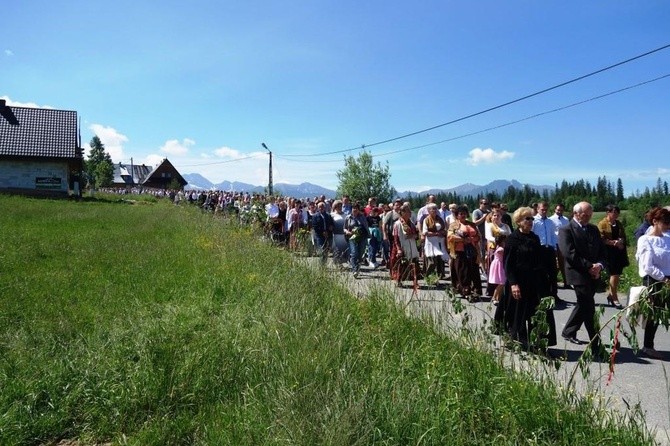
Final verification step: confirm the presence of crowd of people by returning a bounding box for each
[164,188,670,360]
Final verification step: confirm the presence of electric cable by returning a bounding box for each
[280,43,670,158]
[274,72,670,162]
[178,153,264,167]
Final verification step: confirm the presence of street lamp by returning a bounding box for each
[261,142,273,196]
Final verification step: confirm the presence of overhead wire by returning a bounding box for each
[279,43,670,158]
[274,72,670,162]
[114,154,265,168]
[178,153,264,167]
[374,72,670,158]
[128,46,669,170]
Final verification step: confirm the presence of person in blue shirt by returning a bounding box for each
[532,201,562,304]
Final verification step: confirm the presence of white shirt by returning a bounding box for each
[266,202,279,218]
[532,215,558,248]
[422,219,446,257]
[636,234,670,281]
[485,221,512,243]
[438,208,451,223]
[645,225,670,237]
[446,214,458,226]
[549,213,569,236]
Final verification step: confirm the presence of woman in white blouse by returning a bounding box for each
[422,203,447,281]
[393,204,420,285]
[635,207,670,359]
[485,208,512,260]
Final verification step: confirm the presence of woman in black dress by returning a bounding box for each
[597,204,630,309]
[497,206,557,351]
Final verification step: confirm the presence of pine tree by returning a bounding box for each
[616,178,624,202]
[84,136,114,189]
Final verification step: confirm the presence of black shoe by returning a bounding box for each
[562,334,585,345]
[606,295,624,310]
[642,347,664,359]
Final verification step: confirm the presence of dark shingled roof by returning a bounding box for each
[113,163,153,185]
[0,105,79,158]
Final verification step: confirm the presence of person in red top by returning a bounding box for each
[364,197,377,216]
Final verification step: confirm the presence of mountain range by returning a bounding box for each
[182,173,336,198]
[182,173,552,200]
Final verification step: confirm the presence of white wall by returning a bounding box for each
[0,159,69,192]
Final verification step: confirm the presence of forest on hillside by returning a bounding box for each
[406,176,669,225]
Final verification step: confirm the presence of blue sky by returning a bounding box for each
[2,1,669,195]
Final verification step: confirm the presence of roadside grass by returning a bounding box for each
[0,195,653,445]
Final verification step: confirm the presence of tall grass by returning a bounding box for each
[0,195,652,444]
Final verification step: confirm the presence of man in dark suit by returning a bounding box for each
[558,201,608,355]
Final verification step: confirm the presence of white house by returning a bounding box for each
[0,99,83,196]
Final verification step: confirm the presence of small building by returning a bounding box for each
[112,158,187,190]
[0,100,83,196]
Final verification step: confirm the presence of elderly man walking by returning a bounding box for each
[558,201,608,358]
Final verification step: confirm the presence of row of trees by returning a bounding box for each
[336,151,669,223]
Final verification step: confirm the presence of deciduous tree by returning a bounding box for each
[336,151,396,204]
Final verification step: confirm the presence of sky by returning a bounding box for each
[2,1,670,195]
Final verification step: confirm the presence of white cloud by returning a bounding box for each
[89,124,128,161]
[160,138,195,156]
[636,167,670,178]
[466,147,515,166]
[214,146,242,158]
[144,154,165,167]
[0,95,53,108]
[213,146,268,161]
[4,49,13,56]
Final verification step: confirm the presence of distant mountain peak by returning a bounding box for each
[183,174,550,199]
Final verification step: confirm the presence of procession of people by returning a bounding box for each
[174,188,670,361]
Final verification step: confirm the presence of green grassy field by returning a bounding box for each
[0,195,653,445]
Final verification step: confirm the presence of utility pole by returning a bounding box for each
[261,143,273,196]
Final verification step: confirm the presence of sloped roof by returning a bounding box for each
[142,158,188,188]
[112,163,152,185]
[0,105,79,158]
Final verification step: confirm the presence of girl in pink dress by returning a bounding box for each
[488,234,507,305]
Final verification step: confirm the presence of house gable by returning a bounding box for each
[142,158,188,189]
[0,102,82,195]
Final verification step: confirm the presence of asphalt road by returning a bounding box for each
[306,257,670,444]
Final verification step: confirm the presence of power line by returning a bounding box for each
[275,72,670,162]
[113,153,265,168]
[374,73,670,158]
[178,154,264,167]
[280,43,670,158]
